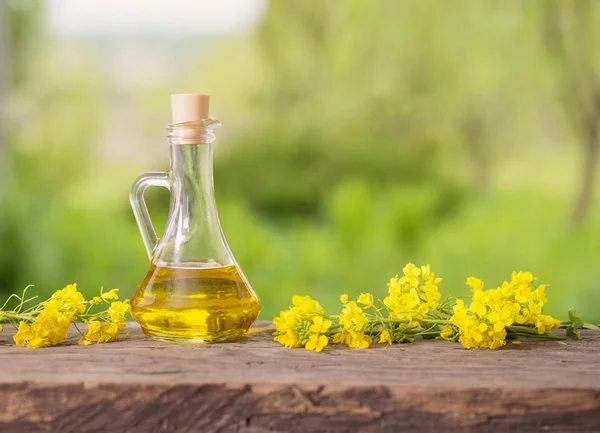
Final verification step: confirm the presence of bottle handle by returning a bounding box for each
[130,171,171,260]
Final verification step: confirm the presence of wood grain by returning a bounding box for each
[0,321,598,432]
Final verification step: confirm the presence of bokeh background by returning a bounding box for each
[0,0,599,322]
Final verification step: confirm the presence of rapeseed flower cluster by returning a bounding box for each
[334,298,372,348]
[384,263,442,326]
[274,263,447,352]
[273,295,331,352]
[13,284,86,348]
[274,263,592,352]
[1,284,129,349]
[78,300,130,345]
[450,272,562,349]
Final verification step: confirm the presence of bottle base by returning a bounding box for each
[140,327,248,344]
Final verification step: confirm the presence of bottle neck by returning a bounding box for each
[170,143,216,215]
[156,143,234,267]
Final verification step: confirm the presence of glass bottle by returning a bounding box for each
[129,94,260,343]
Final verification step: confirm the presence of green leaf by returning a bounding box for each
[566,308,584,340]
[568,308,585,328]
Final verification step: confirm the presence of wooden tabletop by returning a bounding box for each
[0,321,598,433]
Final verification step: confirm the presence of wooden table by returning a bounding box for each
[0,322,598,433]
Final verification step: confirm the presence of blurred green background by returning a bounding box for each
[0,0,599,323]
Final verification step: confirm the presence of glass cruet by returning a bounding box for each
[129,94,260,343]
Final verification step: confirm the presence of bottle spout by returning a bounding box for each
[166,118,221,145]
[168,94,221,145]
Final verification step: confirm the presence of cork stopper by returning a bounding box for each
[170,94,210,124]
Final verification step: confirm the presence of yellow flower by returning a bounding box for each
[309,316,332,334]
[511,271,536,287]
[348,332,371,349]
[51,283,86,318]
[332,332,347,344]
[273,309,302,348]
[452,271,558,349]
[387,275,400,291]
[469,299,487,318]
[91,288,120,304]
[78,319,102,345]
[535,314,562,334]
[274,330,300,348]
[451,298,508,350]
[400,263,421,288]
[384,264,441,327]
[77,316,127,346]
[529,301,543,316]
[273,296,325,349]
[339,301,368,332]
[357,293,373,308]
[487,307,514,332]
[107,300,130,322]
[533,285,548,304]
[439,326,455,340]
[340,294,348,304]
[379,328,392,345]
[14,302,72,349]
[100,322,124,342]
[292,295,323,315]
[403,263,421,278]
[27,336,48,349]
[13,322,34,347]
[76,299,129,346]
[488,329,507,349]
[420,265,432,281]
[102,289,120,300]
[466,277,484,292]
[87,319,102,333]
[273,310,296,330]
[305,334,328,352]
[421,282,441,306]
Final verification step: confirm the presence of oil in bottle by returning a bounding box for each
[131,262,260,343]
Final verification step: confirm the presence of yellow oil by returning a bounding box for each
[131,263,260,343]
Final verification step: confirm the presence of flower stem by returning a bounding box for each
[506,326,565,340]
[506,325,540,335]
[508,332,565,341]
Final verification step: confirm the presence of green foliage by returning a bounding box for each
[0,0,599,328]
